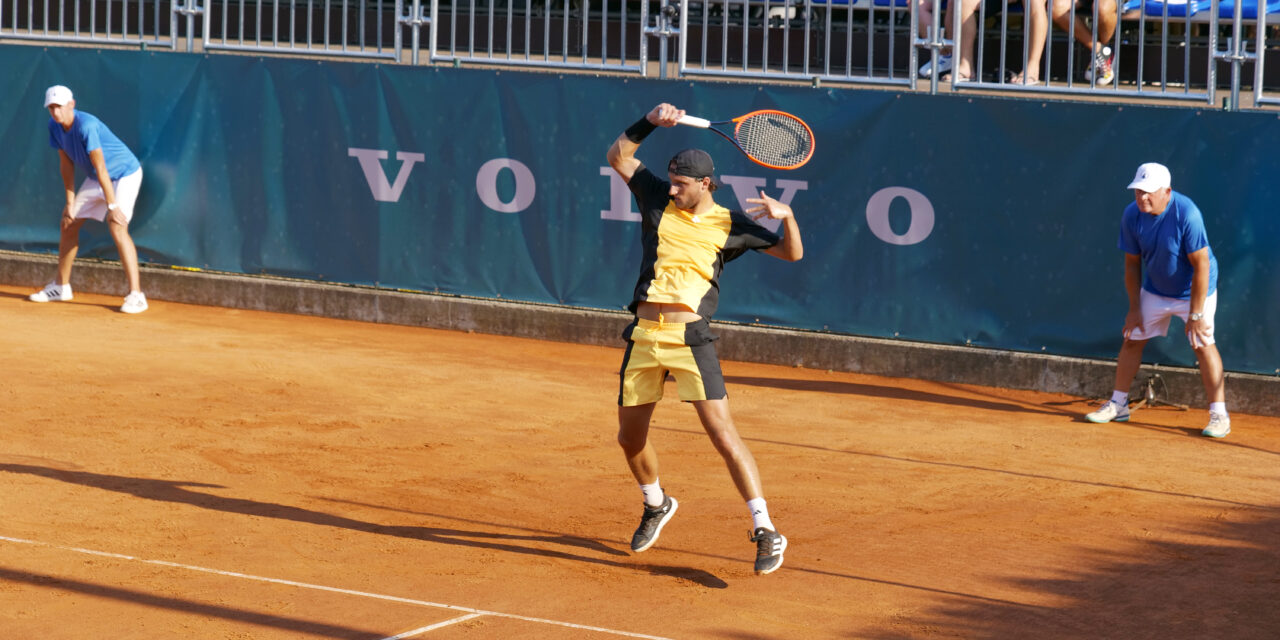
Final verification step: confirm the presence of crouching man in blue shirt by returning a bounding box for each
[1085,162,1230,438]
[29,85,147,314]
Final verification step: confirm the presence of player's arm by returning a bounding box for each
[1121,252,1143,339]
[1186,246,1212,343]
[87,148,125,226]
[606,103,684,184]
[57,150,77,230]
[747,191,803,262]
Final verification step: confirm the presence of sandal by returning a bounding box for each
[1008,71,1041,86]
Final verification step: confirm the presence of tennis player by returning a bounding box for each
[28,85,148,314]
[605,102,803,575]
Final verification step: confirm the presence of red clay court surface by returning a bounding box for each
[1,283,1278,639]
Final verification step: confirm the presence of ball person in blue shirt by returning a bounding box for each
[1085,163,1230,438]
[29,85,148,314]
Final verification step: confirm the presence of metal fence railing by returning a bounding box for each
[5,0,1280,109]
[199,0,401,59]
[1,0,176,47]
[428,0,650,72]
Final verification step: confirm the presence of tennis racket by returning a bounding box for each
[677,110,815,170]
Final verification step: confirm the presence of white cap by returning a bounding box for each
[44,85,73,107]
[1126,162,1171,192]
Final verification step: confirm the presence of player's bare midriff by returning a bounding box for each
[635,301,701,323]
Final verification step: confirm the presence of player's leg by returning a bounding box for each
[30,190,92,302]
[692,398,763,501]
[1189,292,1229,437]
[56,217,85,286]
[618,402,659,486]
[107,221,141,291]
[619,402,678,552]
[618,319,678,552]
[693,398,788,575]
[1195,344,1230,438]
[1088,290,1172,423]
[1085,337,1147,423]
[1113,337,1148,398]
[1195,344,1225,405]
[109,169,147,313]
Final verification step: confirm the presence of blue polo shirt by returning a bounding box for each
[48,110,140,181]
[1118,190,1217,300]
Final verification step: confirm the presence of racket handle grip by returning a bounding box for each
[677,115,710,128]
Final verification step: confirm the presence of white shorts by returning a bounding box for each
[1127,288,1218,347]
[71,167,143,224]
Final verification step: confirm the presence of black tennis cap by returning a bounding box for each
[669,148,715,179]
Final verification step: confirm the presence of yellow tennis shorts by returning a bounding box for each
[617,317,726,406]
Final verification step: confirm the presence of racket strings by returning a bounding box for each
[735,114,814,168]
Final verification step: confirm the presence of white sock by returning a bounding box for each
[747,498,774,532]
[640,481,665,507]
[1110,391,1129,406]
[1209,402,1228,417]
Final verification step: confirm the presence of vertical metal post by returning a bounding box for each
[398,0,429,64]
[172,0,205,52]
[643,0,678,79]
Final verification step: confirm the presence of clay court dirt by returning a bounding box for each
[1,284,1277,639]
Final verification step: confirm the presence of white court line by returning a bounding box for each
[381,613,484,639]
[0,535,672,640]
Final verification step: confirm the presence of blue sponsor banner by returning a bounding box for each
[2,46,1277,374]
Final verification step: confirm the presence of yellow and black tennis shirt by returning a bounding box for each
[626,166,781,318]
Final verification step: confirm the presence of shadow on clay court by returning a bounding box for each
[724,376,1071,417]
[2,291,122,312]
[0,463,728,589]
[0,566,388,638]
[652,427,1269,509]
[852,506,1280,639]
[321,498,1079,608]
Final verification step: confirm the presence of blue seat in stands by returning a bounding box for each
[1140,0,1213,19]
[1218,0,1280,18]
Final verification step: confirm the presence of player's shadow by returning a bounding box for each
[725,375,1070,416]
[0,463,727,589]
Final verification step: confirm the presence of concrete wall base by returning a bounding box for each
[5,250,1276,417]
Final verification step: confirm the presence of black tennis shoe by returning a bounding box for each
[630,495,678,552]
[750,527,788,575]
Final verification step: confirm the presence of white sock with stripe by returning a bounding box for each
[747,498,774,532]
[640,481,665,507]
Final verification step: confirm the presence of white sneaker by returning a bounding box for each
[29,282,73,303]
[1084,46,1115,86]
[1085,399,1129,423]
[918,54,953,78]
[1202,412,1231,438]
[120,291,148,314]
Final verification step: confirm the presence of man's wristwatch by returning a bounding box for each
[107,203,119,211]
[1189,312,1203,322]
